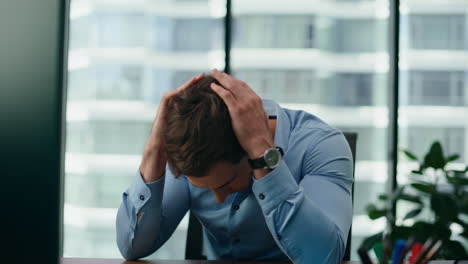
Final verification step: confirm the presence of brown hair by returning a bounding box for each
[164,75,245,177]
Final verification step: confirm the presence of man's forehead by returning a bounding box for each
[185,162,237,189]
[186,173,232,189]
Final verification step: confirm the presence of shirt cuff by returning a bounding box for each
[252,160,299,214]
[126,169,165,211]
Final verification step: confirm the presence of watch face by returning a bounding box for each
[265,148,281,168]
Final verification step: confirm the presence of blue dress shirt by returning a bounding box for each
[116,100,354,264]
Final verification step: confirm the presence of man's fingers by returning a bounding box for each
[211,69,237,90]
[210,82,235,107]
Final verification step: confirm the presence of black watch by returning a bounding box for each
[248,146,284,170]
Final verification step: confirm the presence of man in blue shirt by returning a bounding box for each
[116,69,353,263]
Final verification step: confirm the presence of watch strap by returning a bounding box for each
[248,147,284,169]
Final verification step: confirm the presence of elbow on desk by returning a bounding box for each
[116,229,163,261]
[117,234,163,261]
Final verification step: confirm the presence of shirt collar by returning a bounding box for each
[262,99,291,152]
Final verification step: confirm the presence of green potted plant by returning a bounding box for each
[361,141,468,259]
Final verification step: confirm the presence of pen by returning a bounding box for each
[409,242,423,264]
[413,237,436,264]
[392,239,407,264]
[420,240,443,264]
[397,237,415,264]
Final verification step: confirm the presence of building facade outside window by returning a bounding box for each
[65,0,468,260]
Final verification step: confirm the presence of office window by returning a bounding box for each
[335,73,374,106]
[406,71,465,106]
[409,14,466,50]
[323,19,387,53]
[233,15,315,49]
[64,0,468,261]
[232,0,389,260]
[68,68,95,101]
[69,15,92,50]
[174,19,223,51]
[151,17,223,52]
[65,0,224,259]
[235,70,319,104]
[400,0,468,174]
[90,121,151,155]
[97,12,146,48]
[406,127,465,161]
[95,65,144,100]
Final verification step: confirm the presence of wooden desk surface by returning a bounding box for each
[61,258,455,264]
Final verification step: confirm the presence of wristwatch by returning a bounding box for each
[248,146,284,170]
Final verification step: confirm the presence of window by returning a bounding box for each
[64,0,468,261]
[65,0,223,259]
[400,0,468,178]
[406,127,465,161]
[232,1,389,260]
[332,19,382,53]
[174,19,223,51]
[95,65,144,100]
[406,71,465,106]
[233,15,315,49]
[235,70,319,104]
[410,14,466,50]
[335,73,374,106]
[97,12,146,48]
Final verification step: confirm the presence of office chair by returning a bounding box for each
[185,132,357,261]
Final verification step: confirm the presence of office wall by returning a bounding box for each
[0,0,68,262]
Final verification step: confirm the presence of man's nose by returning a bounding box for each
[212,190,228,203]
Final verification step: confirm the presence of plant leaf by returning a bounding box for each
[437,240,468,259]
[422,141,446,169]
[446,154,460,163]
[411,170,423,175]
[399,194,423,204]
[391,226,414,241]
[366,204,387,220]
[402,150,418,161]
[412,221,435,242]
[431,193,458,222]
[360,232,383,250]
[411,183,435,194]
[447,176,468,186]
[378,194,388,201]
[458,194,468,215]
[403,207,422,220]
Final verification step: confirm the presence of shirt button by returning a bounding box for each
[277,235,282,240]
[234,238,240,244]
[259,193,265,200]
[233,205,240,211]
[139,195,145,201]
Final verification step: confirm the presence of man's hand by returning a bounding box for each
[210,69,274,162]
[140,74,204,182]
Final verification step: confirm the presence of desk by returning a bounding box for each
[61,258,455,264]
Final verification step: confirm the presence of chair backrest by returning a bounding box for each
[185,132,357,261]
[342,132,357,261]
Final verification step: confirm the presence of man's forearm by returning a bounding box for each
[140,141,166,183]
